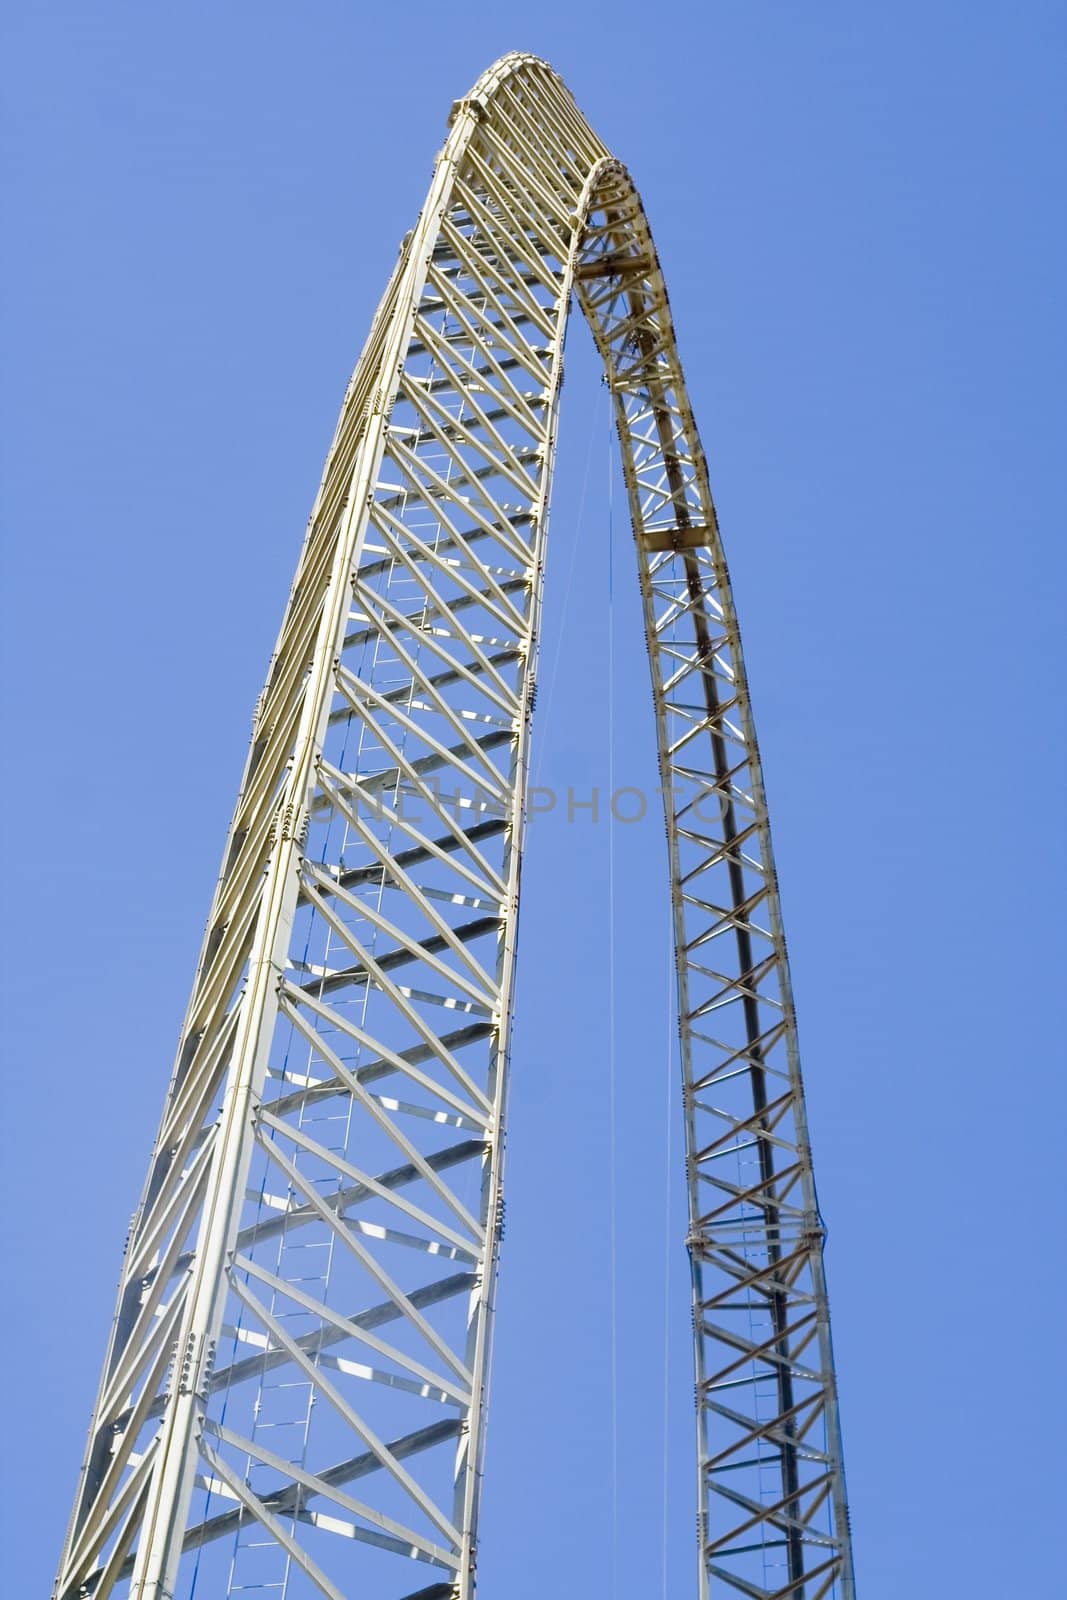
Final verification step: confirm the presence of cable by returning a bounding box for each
[662,921,673,1600]
[606,397,619,1600]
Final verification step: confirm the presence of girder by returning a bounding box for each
[55,51,855,1600]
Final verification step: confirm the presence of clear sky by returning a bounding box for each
[2,3,1064,1596]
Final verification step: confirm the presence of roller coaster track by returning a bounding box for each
[55,52,855,1600]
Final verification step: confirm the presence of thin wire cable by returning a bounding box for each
[606,401,619,1600]
[662,922,674,1600]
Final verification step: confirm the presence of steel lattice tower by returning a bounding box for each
[55,54,855,1600]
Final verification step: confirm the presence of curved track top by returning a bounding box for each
[56,52,855,1600]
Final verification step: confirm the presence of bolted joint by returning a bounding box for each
[448,95,487,126]
[174,1332,217,1402]
[801,1212,828,1250]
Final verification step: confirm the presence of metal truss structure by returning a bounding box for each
[55,53,855,1600]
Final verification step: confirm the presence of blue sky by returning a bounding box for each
[2,3,1065,1595]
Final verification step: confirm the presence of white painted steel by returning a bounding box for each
[55,53,855,1600]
